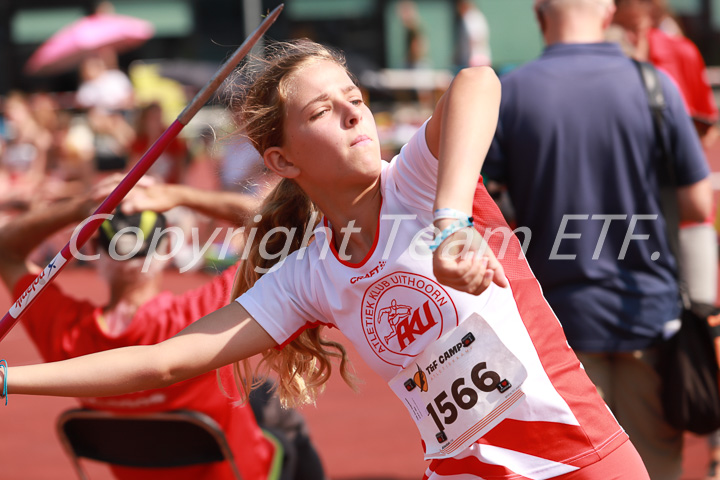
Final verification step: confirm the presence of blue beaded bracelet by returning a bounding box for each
[429,217,474,252]
[433,207,471,222]
[0,359,7,406]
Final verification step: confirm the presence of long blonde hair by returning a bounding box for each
[227,40,357,408]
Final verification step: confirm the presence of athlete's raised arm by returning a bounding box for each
[426,66,501,207]
[3,302,276,398]
[425,67,508,294]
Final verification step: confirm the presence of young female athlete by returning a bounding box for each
[2,40,649,479]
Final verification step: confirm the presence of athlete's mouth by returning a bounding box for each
[351,135,372,147]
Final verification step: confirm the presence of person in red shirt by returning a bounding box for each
[609,0,719,304]
[609,3,720,478]
[128,103,188,184]
[0,178,326,480]
[610,0,718,145]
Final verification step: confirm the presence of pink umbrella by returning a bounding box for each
[24,12,154,76]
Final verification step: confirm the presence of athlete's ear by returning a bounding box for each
[264,147,300,179]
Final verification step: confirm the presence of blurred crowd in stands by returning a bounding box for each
[0,45,282,272]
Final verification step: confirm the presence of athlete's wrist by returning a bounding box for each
[430,217,474,253]
[0,359,8,405]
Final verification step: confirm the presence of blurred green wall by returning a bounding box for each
[385,0,455,69]
[384,0,543,72]
[480,0,543,71]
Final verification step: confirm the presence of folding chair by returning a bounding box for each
[56,408,244,480]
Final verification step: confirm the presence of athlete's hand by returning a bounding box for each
[432,225,508,295]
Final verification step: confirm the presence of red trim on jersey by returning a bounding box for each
[275,320,334,350]
[425,454,533,480]
[479,419,617,466]
[323,198,383,268]
[471,185,626,466]
[418,186,627,478]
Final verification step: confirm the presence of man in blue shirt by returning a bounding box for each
[482,0,712,479]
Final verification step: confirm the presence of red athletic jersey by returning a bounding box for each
[648,28,716,226]
[14,266,274,480]
[649,28,718,125]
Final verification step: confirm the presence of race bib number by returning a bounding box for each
[389,313,527,459]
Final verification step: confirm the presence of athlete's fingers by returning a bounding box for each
[462,256,493,295]
[460,255,487,287]
[433,259,469,290]
[465,244,508,290]
[474,267,495,295]
[485,251,508,288]
[434,262,468,287]
[433,227,501,293]
[435,254,491,295]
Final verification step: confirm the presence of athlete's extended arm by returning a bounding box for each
[3,302,277,398]
[424,67,508,294]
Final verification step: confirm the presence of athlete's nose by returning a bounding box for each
[344,102,361,128]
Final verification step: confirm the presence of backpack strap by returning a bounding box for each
[633,59,688,306]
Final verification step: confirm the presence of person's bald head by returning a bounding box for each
[534,0,616,45]
[535,0,614,14]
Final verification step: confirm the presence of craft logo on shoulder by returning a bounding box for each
[361,272,458,366]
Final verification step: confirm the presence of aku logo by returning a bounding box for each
[361,272,458,366]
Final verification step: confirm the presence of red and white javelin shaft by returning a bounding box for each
[0,4,284,342]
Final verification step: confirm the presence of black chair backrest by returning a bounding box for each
[57,408,240,477]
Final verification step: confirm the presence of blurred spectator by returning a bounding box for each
[126,102,196,270]
[179,127,275,270]
[76,50,134,112]
[128,102,188,185]
[76,50,136,172]
[397,0,429,69]
[653,0,683,37]
[454,0,492,68]
[30,93,96,203]
[608,0,719,147]
[45,110,96,200]
[189,127,224,187]
[0,92,52,214]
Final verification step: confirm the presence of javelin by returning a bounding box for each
[0,4,284,342]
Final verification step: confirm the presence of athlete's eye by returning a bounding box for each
[310,109,328,120]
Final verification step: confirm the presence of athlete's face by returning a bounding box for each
[274,60,382,186]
